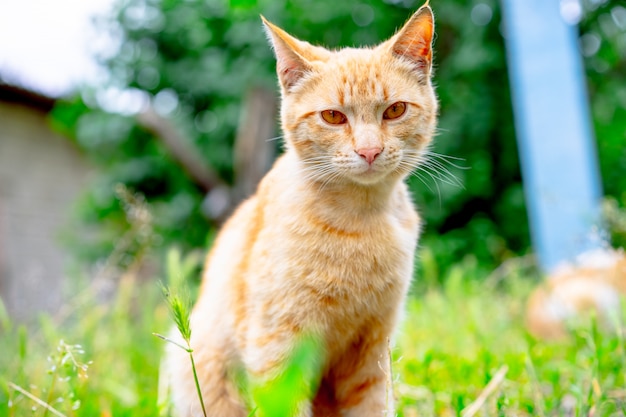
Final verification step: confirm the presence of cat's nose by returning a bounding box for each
[356,147,382,165]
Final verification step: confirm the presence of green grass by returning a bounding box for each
[396,257,626,416]
[1,250,625,416]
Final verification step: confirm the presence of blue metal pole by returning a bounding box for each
[500,0,603,271]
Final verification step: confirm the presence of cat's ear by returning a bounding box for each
[261,16,329,91]
[388,4,435,76]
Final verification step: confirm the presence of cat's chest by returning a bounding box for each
[278,202,419,291]
[292,209,418,333]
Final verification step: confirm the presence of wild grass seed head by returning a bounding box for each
[159,282,192,343]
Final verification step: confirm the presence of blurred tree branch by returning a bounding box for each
[233,87,277,203]
[137,108,225,194]
[136,87,277,222]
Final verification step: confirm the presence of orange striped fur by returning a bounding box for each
[164,4,438,416]
[526,249,626,340]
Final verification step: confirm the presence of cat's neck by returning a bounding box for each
[306,177,397,214]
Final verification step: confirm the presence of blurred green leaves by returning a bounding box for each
[580,1,626,208]
[250,333,323,417]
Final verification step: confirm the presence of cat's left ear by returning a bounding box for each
[261,16,330,92]
[388,4,435,76]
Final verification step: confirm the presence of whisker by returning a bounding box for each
[422,151,465,162]
[418,165,462,188]
[422,151,469,170]
[425,158,465,183]
[407,169,436,195]
[316,170,345,194]
[420,160,465,189]
[400,148,466,199]
[301,157,332,164]
[299,160,341,189]
[416,167,443,208]
[419,169,464,190]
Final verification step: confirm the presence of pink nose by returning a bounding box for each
[356,147,382,165]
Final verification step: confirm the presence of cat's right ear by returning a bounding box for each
[261,16,315,92]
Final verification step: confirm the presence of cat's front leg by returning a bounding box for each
[333,340,394,417]
[242,331,318,417]
[246,362,316,417]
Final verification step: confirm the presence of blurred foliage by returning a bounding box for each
[580,0,626,206]
[602,195,626,249]
[50,0,626,280]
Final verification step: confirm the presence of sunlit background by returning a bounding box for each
[0,0,115,96]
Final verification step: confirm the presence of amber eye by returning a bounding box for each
[321,110,347,125]
[383,102,407,120]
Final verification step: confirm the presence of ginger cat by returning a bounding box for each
[526,249,626,340]
[164,4,437,416]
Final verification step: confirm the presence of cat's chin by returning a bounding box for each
[347,168,398,186]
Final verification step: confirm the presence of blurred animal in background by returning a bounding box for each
[526,249,626,340]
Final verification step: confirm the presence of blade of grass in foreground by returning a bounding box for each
[155,283,207,417]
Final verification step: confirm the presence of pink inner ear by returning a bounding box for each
[392,9,434,70]
[268,32,311,89]
[277,54,308,89]
[393,41,431,70]
[263,18,311,90]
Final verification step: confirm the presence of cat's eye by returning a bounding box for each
[383,102,407,120]
[321,110,347,125]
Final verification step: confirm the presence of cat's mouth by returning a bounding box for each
[349,160,396,185]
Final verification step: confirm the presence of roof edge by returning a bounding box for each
[0,82,57,113]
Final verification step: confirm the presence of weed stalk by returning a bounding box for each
[155,284,207,417]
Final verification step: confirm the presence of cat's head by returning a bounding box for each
[263,4,437,186]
